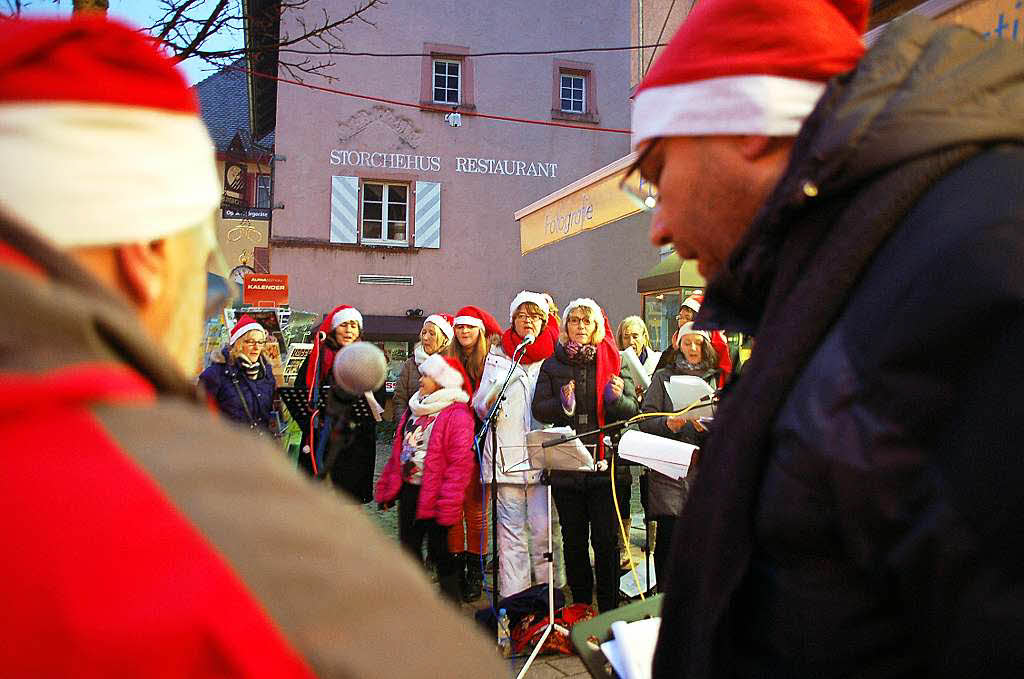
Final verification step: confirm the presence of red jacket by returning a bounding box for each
[375,403,475,526]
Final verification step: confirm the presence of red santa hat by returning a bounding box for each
[508,291,551,323]
[419,354,470,391]
[229,315,266,345]
[0,17,220,247]
[454,306,502,337]
[330,305,363,330]
[681,295,702,314]
[632,0,868,147]
[423,313,455,341]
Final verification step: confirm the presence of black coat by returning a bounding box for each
[654,16,1024,679]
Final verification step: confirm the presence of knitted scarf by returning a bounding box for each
[237,354,261,381]
[500,312,559,365]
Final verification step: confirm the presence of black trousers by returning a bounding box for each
[653,514,677,590]
[397,482,454,578]
[552,475,627,612]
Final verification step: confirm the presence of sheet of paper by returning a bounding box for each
[621,347,651,390]
[363,391,384,422]
[618,430,695,479]
[664,375,715,416]
[619,559,656,598]
[600,617,661,679]
[525,427,595,471]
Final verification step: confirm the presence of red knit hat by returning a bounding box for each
[229,315,265,345]
[454,306,502,337]
[419,354,471,391]
[423,313,455,341]
[632,0,868,146]
[0,16,220,247]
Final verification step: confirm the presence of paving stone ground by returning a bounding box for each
[362,440,650,677]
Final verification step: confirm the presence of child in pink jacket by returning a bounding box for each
[375,354,477,601]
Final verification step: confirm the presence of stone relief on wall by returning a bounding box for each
[337,105,423,150]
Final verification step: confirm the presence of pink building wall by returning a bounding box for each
[271,0,632,323]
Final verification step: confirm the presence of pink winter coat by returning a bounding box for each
[374,402,476,526]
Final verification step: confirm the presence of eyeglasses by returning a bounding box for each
[240,339,266,347]
[618,141,660,212]
[514,312,546,322]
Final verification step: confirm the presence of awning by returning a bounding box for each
[514,152,654,254]
[636,253,705,293]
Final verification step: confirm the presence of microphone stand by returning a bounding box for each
[473,339,531,607]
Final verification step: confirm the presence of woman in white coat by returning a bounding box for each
[472,291,564,598]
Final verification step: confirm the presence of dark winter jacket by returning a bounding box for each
[532,341,639,479]
[0,212,507,679]
[654,16,1024,679]
[198,347,278,432]
[637,355,716,518]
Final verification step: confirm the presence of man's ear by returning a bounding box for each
[115,240,167,304]
[736,135,782,161]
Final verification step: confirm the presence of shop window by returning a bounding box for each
[254,174,272,209]
[560,73,586,113]
[551,60,598,123]
[361,181,408,245]
[643,290,682,352]
[433,59,461,104]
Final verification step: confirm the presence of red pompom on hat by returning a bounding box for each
[229,315,265,345]
[454,306,502,337]
[632,0,868,146]
[419,353,471,391]
[423,313,455,341]
[0,16,220,247]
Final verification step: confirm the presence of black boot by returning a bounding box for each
[438,570,463,603]
[463,552,483,602]
[448,551,465,597]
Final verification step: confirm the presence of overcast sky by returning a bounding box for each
[15,0,242,85]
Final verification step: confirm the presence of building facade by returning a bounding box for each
[269,0,635,334]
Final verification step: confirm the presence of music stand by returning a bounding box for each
[501,432,598,679]
[277,385,328,424]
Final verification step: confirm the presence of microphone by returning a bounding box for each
[514,333,536,352]
[332,341,388,394]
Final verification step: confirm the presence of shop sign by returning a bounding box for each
[939,0,1024,42]
[222,206,271,220]
[328,147,557,178]
[243,274,289,307]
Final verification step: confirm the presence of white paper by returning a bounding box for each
[619,559,656,598]
[525,427,595,471]
[621,347,652,390]
[600,617,661,679]
[363,391,384,422]
[617,430,696,480]
[664,375,715,416]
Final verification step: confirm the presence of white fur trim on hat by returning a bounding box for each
[678,322,711,344]
[453,315,483,330]
[419,353,464,389]
[631,75,826,148]
[230,322,265,345]
[509,290,550,323]
[0,104,220,247]
[331,307,363,329]
[424,314,454,340]
[681,297,701,314]
[562,298,604,327]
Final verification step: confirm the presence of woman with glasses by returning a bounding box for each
[199,314,279,435]
[473,291,563,598]
[532,298,640,612]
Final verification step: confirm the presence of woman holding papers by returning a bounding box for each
[473,291,562,598]
[532,298,640,612]
[638,322,719,583]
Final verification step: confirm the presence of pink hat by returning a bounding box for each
[229,315,265,345]
[632,0,868,146]
[419,354,470,391]
[423,313,455,341]
[0,17,220,247]
[454,306,502,337]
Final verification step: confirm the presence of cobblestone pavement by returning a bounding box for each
[364,440,650,677]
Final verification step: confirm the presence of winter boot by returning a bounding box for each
[463,552,484,602]
[438,570,463,603]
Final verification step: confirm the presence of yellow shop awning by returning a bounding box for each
[514,152,656,254]
[636,253,705,293]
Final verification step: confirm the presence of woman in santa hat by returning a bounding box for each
[392,313,454,421]
[659,294,732,386]
[375,354,477,602]
[443,305,502,601]
[295,305,381,503]
[471,292,564,599]
[199,315,279,435]
[531,298,640,612]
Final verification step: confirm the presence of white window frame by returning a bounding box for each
[432,58,462,105]
[560,73,586,114]
[254,173,272,209]
[360,181,410,247]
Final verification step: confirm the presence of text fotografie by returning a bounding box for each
[329,149,557,178]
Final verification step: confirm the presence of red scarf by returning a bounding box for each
[593,313,622,460]
[500,313,559,365]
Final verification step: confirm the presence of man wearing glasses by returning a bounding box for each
[0,17,504,678]
[630,1,1024,677]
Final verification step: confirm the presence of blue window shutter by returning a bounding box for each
[330,176,359,244]
[414,181,441,249]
